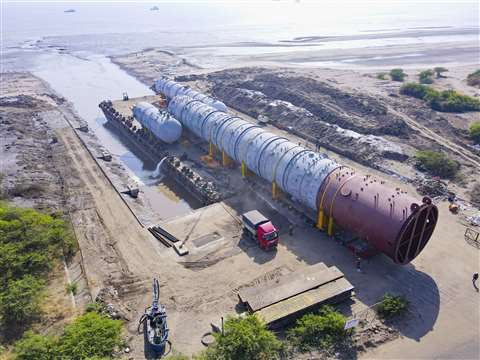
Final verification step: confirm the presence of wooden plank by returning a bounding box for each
[148,228,172,248]
[153,226,180,243]
[256,278,354,325]
[238,263,327,304]
[240,265,344,312]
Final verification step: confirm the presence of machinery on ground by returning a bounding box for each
[242,210,279,250]
[138,278,170,355]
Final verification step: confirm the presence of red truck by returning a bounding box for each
[241,210,279,250]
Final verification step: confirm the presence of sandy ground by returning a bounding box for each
[2,42,480,359]
[109,50,480,359]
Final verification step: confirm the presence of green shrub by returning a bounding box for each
[376,72,388,80]
[400,83,480,112]
[65,282,77,295]
[13,312,122,360]
[376,294,408,319]
[58,312,122,359]
[13,331,58,360]
[434,67,448,78]
[467,69,480,87]
[415,151,460,178]
[287,306,347,351]
[470,122,480,144]
[419,69,434,84]
[205,315,282,360]
[0,276,45,329]
[389,68,407,82]
[0,203,75,337]
[85,301,105,314]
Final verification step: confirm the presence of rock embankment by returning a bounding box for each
[177,68,410,164]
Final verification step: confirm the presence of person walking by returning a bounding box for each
[473,273,479,292]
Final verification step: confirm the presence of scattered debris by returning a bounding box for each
[101,150,112,162]
[414,177,449,197]
[466,213,480,227]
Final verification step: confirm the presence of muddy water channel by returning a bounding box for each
[33,51,196,219]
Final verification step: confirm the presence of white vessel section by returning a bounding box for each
[168,96,339,210]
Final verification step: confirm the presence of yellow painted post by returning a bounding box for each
[222,150,229,167]
[327,216,334,236]
[209,142,214,158]
[241,161,246,177]
[317,209,324,230]
[272,181,277,199]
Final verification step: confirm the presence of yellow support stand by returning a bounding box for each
[222,150,230,167]
[241,161,246,178]
[209,142,214,158]
[317,209,324,230]
[327,216,334,236]
[272,181,278,199]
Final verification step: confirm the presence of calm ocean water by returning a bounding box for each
[3,1,479,60]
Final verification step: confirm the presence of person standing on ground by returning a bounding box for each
[473,273,479,292]
[356,257,362,272]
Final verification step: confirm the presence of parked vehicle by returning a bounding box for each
[241,210,279,250]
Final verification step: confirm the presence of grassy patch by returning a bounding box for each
[65,282,77,296]
[287,306,348,352]
[415,151,460,178]
[400,83,480,112]
[376,294,408,319]
[470,122,480,144]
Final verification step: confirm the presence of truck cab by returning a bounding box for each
[241,210,279,250]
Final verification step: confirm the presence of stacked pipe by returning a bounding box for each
[132,102,182,144]
[154,78,228,111]
[167,95,438,265]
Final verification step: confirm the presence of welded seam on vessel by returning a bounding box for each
[317,166,345,213]
[272,145,302,191]
[200,109,222,140]
[255,136,287,179]
[281,149,310,192]
[233,125,261,161]
[212,115,239,149]
[219,118,246,155]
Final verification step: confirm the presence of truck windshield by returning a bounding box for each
[263,231,278,241]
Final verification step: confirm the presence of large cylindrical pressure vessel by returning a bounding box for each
[167,95,438,264]
[317,167,438,264]
[132,102,182,144]
[154,78,228,111]
[168,96,339,210]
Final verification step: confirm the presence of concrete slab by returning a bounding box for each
[239,264,344,311]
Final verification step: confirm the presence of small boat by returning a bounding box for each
[64,9,76,13]
[150,6,159,11]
